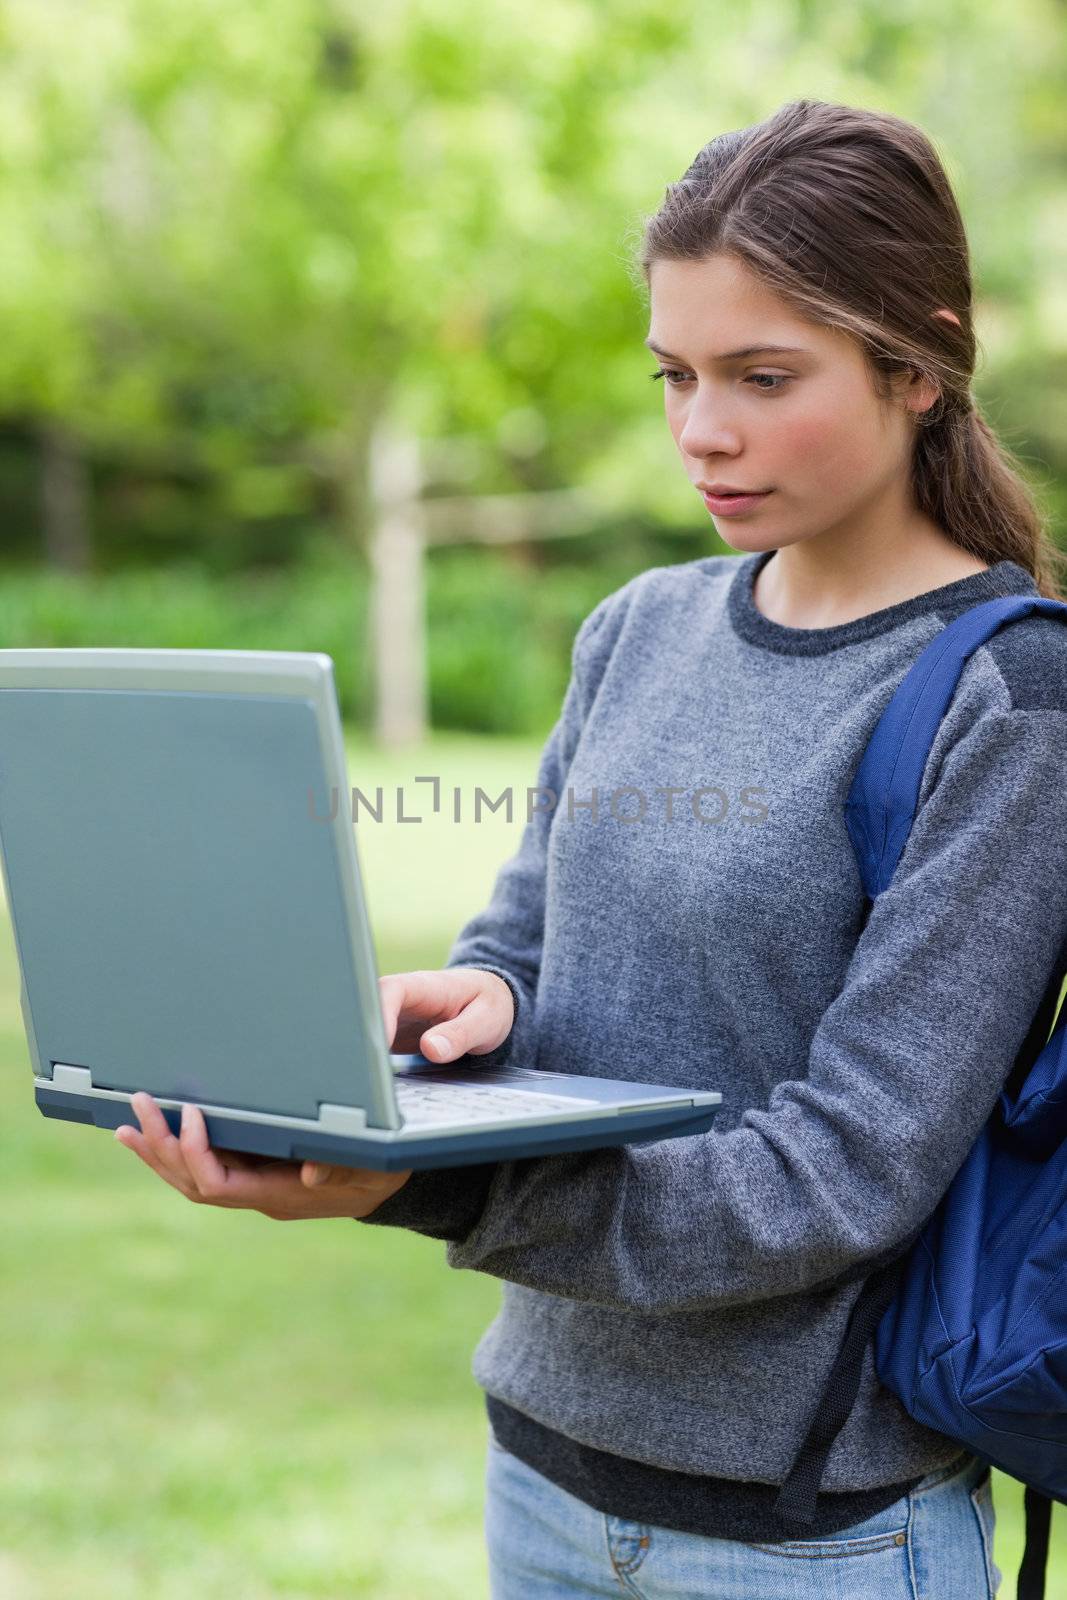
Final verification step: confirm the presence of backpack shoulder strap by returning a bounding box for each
[845,594,1067,900]
[772,1250,914,1528]
[775,590,1067,1535]
[1018,1487,1054,1600]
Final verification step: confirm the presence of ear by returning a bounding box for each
[906,309,960,412]
[901,367,942,418]
[884,360,940,419]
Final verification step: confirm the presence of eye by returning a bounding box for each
[648,369,792,393]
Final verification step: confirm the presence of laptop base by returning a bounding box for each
[36,1082,721,1171]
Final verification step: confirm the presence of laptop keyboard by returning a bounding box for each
[393,1078,599,1125]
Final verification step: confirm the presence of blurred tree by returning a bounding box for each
[0,0,693,568]
[0,0,1062,572]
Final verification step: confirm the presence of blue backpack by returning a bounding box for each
[773,594,1067,1600]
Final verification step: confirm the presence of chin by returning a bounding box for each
[714,531,780,555]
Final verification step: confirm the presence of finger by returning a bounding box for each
[176,1104,313,1208]
[114,1122,202,1202]
[300,1159,399,1192]
[419,984,508,1063]
[129,1091,200,1189]
[177,1105,303,1200]
[378,970,461,1052]
[122,1095,269,1191]
[177,1102,249,1202]
[116,1111,307,1213]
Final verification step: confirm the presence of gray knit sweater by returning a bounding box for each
[363,548,1067,1512]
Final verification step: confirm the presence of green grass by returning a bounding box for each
[0,730,1053,1596]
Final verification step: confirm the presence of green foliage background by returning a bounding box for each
[2,0,1066,730]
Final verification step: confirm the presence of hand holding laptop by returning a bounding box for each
[114,1091,412,1217]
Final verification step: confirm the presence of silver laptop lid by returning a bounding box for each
[0,648,400,1131]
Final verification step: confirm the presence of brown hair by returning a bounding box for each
[632,99,1066,599]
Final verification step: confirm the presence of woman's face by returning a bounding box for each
[646,253,932,554]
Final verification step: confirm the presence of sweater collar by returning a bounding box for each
[726,548,1040,656]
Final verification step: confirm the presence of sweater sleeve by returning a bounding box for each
[416,706,1067,1310]
[359,597,614,1240]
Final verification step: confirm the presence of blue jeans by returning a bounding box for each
[484,1427,1002,1598]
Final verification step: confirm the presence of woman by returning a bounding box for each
[118,99,1067,1596]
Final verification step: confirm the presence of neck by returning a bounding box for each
[751,513,989,630]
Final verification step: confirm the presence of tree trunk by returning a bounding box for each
[40,420,92,574]
[367,417,427,748]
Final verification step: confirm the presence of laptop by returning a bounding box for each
[0,648,721,1171]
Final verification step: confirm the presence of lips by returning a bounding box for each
[701,488,774,516]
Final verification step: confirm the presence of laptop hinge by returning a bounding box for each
[315,1102,369,1134]
[51,1062,93,1091]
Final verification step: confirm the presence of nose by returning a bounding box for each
[676,390,743,461]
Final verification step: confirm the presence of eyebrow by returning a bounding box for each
[643,338,813,362]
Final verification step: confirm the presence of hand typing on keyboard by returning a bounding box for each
[300,966,517,1190]
[377,967,516,1067]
